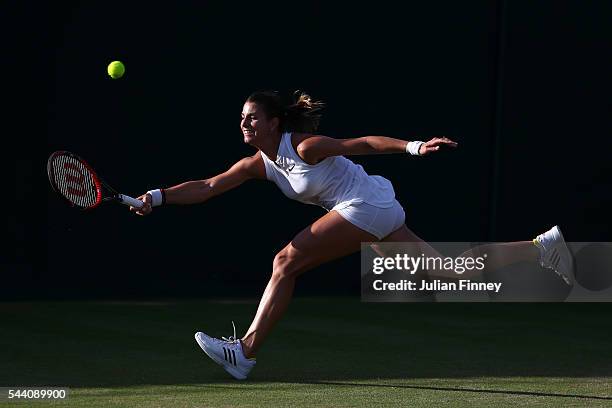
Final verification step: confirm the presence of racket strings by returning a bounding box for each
[51,155,99,208]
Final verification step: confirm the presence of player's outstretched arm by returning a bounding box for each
[295,134,458,164]
[129,152,265,216]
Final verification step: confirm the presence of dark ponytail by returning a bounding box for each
[246,90,325,133]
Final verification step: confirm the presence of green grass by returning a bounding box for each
[1,298,611,407]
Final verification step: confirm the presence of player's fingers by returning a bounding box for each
[427,138,457,148]
[129,193,152,215]
[143,194,154,214]
[420,145,437,155]
[142,203,153,215]
[136,194,152,204]
[427,137,445,145]
[134,203,148,214]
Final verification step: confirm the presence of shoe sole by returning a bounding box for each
[194,333,248,380]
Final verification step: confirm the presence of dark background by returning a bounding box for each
[4,0,611,299]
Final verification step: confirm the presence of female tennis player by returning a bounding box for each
[130,90,573,380]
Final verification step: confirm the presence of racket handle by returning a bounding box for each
[118,194,145,208]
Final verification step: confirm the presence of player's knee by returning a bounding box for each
[272,249,299,280]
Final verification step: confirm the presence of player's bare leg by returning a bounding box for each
[372,224,559,280]
[240,211,378,358]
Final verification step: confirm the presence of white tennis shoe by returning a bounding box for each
[534,225,574,286]
[194,322,256,380]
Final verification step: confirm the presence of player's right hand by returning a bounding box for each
[130,193,153,216]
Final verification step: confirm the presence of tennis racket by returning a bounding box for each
[47,150,144,210]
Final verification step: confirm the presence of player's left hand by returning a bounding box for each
[420,137,458,155]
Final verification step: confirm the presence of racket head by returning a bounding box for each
[47,151,104,210]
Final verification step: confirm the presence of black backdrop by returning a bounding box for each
[4,0,611,299]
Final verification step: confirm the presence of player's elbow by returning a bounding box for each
[360,137,375,154]
[186,179,214,203]
[202,179,215,193]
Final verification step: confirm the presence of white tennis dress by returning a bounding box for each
[260,132,405,239]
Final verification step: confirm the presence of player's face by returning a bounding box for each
[240,102,279,145]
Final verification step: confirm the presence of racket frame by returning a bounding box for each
[47,150,143,210]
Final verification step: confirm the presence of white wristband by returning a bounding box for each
[406,141,425,156]
[147,189,165,207]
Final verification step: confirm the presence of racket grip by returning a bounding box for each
[118,194,145,208]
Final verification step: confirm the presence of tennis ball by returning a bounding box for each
[107,61,125,79]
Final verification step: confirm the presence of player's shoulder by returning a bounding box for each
[291,132,319,148]
[240,151,266,179]
[291,133,335,164]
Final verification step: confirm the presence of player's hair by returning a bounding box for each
[246,90,325,133]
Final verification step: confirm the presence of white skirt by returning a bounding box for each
[335,199,405,240]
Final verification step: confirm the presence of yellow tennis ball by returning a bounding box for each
[107,61,125,79]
